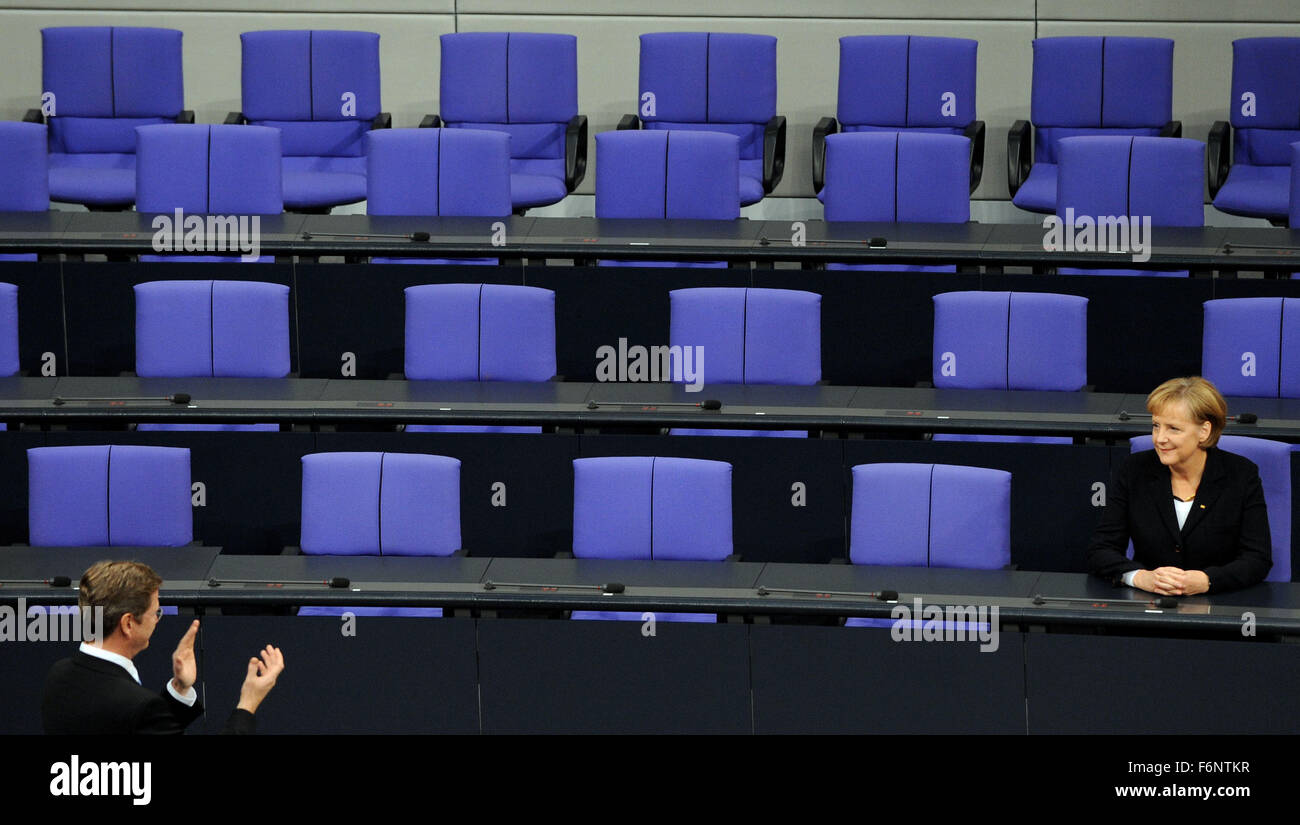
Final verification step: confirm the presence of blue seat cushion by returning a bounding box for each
[1011,162,1057,213]
[48,153,136,206]
[1213,164,1290,220]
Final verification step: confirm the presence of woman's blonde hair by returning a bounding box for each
[1146,376,1227,448]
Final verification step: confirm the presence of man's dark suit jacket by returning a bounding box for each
[1088,447,1273,594]
[42,649,255,735]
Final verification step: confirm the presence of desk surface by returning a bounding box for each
[2,552,1296,633]
[6,377,1300,439]
[2,213,1299,269]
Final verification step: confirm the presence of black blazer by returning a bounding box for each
[1088,447,1272,594]
[42,649,255,735]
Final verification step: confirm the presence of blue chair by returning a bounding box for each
[849,463,1011,568]
[1202,297,1300,398]
[1008,36,1178,215]
[232,30,389,211]
[571,456,732,622]
[619,32,785,206]
[595,129,739,268]
[430,32,586,212]
[136,124,281,263]
[134,279,289,432]
[813,35,983,197]
[28,445,192,546]
[1209,38,1300,224]
[297,452,460,617]
[135,280,289,378]
[404,283,555,434]
[27,27,189,209]
[821,131,971,272]
[1130,435,1291,583]
[933,291,1088,391]
[846,462,1010,627]
[0,122,47,263]
[0,283,16,378]
[365,127,511,265]
[1055,135,1204,276]
[669,287,819,437]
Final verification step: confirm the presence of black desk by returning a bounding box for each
[7,379,1300,442]
[4,555,1298,733]
[0,214,1297,271]
[0,545,220,599]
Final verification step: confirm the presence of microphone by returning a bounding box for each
[302,231,431,243]
[1031,594,1178,609]
[757,585,899,602]
[482,580,625,595]
[54,393,191,407]
[1222,242,1300,254]
[1119,410,1256,424]
[0,576,72,587]
[207,577,351,589]
[587,399,722,411]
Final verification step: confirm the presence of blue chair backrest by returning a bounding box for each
[404,284,555,381]
[135,124,283,214]
[638,32,775,163]
[28,445,192,546]
[1057,135,1204,227]
[300,452,461,556]
[1129,435,1291,583]
[823,131,970,222]
[1202,297,1300,398]
[0,283,16,376]
[439,32,577,164]
[1230,38,1300,167]
[366,128,512,217]
[42,26,184,155]
[572,456,732,561]
[1030,36,1174,165]
[933,291,1088,391]
[837,35,976,133]
[134,280,290,377]
[0,122,50,211]
[595,130,740,219]
[241,30,381,158]
[850,463,1011,568]
[669,287,820,384]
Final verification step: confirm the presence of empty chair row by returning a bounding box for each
[23,444,1291,589]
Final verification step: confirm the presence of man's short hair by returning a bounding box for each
[1146,376,1228,448]
[79,561,162,637]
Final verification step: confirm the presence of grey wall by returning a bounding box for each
[2,0,1299,210]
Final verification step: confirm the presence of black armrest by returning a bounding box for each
[23,109,44,124]
[281,546,302,556]
[224,111,246,125]
[1208,120,1232,198]
[616,113,640,131]
[565,114,588,191]
[175,110,195,124]
[811,115,838,194]
[1158,119,1182,138]
[964,120,986,194]
[372,112,392,130]
[763,115,787,195]
[419,114,441,129]
[1006,119,1032,198]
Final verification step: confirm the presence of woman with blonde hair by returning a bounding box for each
[1088,376,1272,594]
